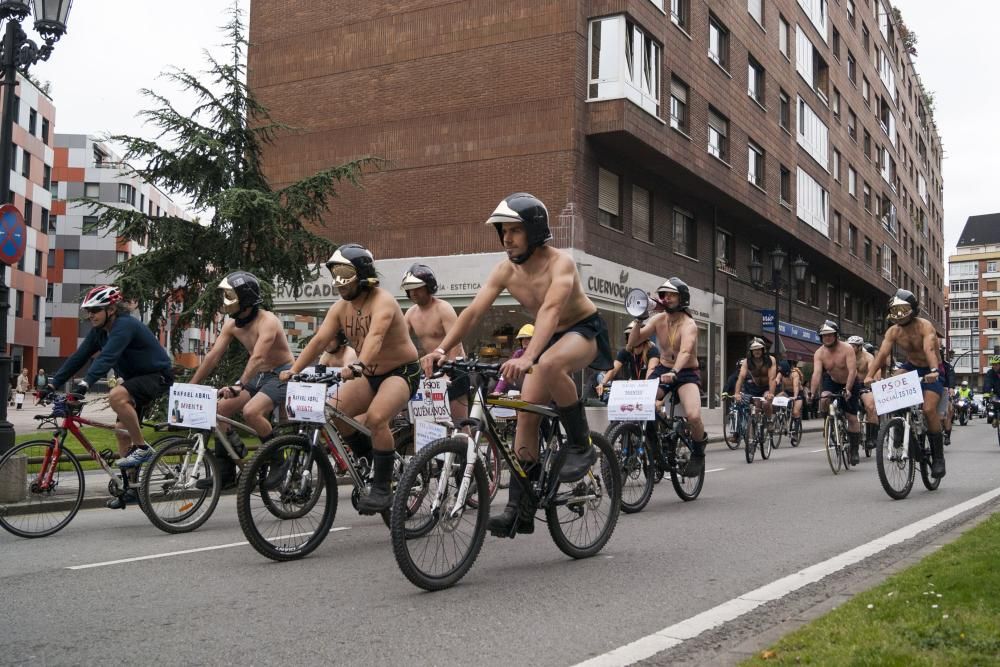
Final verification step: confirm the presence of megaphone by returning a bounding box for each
[625,288,653,320]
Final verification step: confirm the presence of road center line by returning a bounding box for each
[574,485,1000,667]
[66,527,351,570]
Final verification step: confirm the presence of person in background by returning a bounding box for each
[14,368,30,410]
[495,323,534,394]
[596,322,659,398]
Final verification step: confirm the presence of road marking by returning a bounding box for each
[573,485,1000,667]
[66,527,351,570]
[810,448,826,453]
[705,468,725,473]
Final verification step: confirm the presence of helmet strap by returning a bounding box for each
[234,305,260,328]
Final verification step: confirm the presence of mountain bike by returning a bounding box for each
[0,393,179,538]
[235,369,422,561]
[822,391,852,474]
[390,359,621,591]
[876,399,941,500]
[721,392,744,451]
[743,396,772,463]
[605,387,705,513]
[771,396,790,448]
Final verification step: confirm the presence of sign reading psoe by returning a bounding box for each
[871,371,924,416]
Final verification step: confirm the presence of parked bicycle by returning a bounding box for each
[875,393,941,500]
[390,359,621,591]
[743,396,772,464]
[0,393,180,538]
[605,387,705,513]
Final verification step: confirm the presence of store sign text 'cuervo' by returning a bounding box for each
[587,270,634,299]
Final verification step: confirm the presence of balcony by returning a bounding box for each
[949,290,979,300]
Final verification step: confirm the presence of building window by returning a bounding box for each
[847,51,856,84]
[49,179,58,198]
[84,182,100,198]
[117,250,130,264]
[43,164,50,189]
[23,199,32,228]
[988,261,998,273]
[670,76,689,132]
[848,166,857,196]
[44,316,52,337]
[797,96,829,168]
[863,182,872,211]
[847,0,856,26]
[832,27,841,60]
[748,140,765,188]
[670,0,689,30]
[847,108,857,141]
[41,117,49,144]
[32,294,40,321]
[862,76,871,107]
[797,167,829,235]
[748,0,763,25]
[64,249,80,269]
[28,108,37,135]
[673,208,697,257]
[20,148,29,178]
[34,250,41,276]
[795,26,830,101]
[82,215,100,236]
[862,22,870,53]
[13,290,22,318]
[864,237,873,264]
[717,229,735,270]
[40,207,48,233]
[747,55,765,105]
[47,251,54,269]
[832,87,841,118]
[708,14,729,70]
[140,193,145,213]
[779,15,789,57]
[809,275,819,306]
[632,185,652,243]
[827,284,839,314]
[587,16,661,118]
[832,149,841,181]
[779,165,791,204]
[707,107,728,162]
[949,280,978,294]
[849,223,858,255]
[597,167,621,231]
[832,210,842,244]
[119,183,136,206]
[779,90,790,131]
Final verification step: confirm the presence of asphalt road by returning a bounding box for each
[2,418,999,666]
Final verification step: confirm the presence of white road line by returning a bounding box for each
[66,527,351,570]
[574,485,1000,667]
[705,468,725,473]
[810,448,826,453]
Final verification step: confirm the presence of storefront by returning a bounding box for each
[274,251,726,405]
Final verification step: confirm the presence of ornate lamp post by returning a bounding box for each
[750,246,808,360]
[0,0,72,452]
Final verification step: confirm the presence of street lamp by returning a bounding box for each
[750,246,808,360]
[0,0,72,453]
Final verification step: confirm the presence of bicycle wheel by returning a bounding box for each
[547,432,621,559]
[824,417,842,474]
[236,435,338,561]
[760,419,773,460]
[724,403,740,451]
[918,436,941,491]
[789,417,801,447]
[606,422,655,514]
[876,417,915,500]
[744,412,756,464]
[668,436,704,501]
[390,437,489,591]
[772,411,784,449]
[140,437,220,534]
[0,440,84,538]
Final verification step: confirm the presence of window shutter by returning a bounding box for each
[598,168,620,214]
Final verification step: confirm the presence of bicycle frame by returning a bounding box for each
[33,404,134,490]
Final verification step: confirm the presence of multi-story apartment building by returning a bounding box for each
[947,213,1000,386]
[41,135,189,373]
[1,73,55,378]
[248,0,945,403]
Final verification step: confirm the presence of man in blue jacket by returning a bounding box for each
[46,285,174,507]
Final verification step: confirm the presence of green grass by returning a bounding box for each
[743,513,1000,665]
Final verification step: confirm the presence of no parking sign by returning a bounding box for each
[0,204,26,266]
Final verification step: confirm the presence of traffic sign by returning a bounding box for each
[0,204,26,266]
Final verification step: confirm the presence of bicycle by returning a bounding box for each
[721,392,744,451]
[822,391,853,474]
[876,396,941,500]
[743,396,772,464]
[390,359,621,591]
[234,369,424,561]
[605,388,705,513]
[0,393,180,538]
[771,396,791,449]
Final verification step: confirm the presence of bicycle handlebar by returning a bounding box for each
[435,358,502,379]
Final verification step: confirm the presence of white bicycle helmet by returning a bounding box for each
[81,285,122,310]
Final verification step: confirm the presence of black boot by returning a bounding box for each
[847,431,861,466]
[928,432,946,478]
[487,461,537,537]
[684,436,707,477]
[358,450,395,514]
[197,433,240,489]
[944,429,952,446]
[867,423,878,451]
[555,401,598,482]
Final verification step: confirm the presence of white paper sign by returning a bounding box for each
[408,378,452,423]
[871,371,924,416]
[772,396,790,408]
[607,380,659,421]
[414,420,448,450]
[167,383,217,430]
[285,382,328,423]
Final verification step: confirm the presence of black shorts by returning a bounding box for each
[365,360,421,399]
[821,373,861,415]
[648,365,701,393]
[122,370,174,420]
[743,381,767,399]
[245,363,291,405]
[541,312,614,371]
[447,372,471,401]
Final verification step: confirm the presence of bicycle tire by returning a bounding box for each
[744,411,756,464]
[236,434,338,561]
[140,437,220,534]
[876,417,914,500]
[668,435,704,501]
[606,422,655,514]
[760,420,773,460]
[723,402,740,450]
[546,432,621,559]
[789,417,801,447]
[996,420,1000,448]
[772,410,784,449]
[918,436,941,491]
[823,417,842,474]
[0,439,84,538]
[390,436,489,591]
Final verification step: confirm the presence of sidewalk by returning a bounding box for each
[5,395,119,433]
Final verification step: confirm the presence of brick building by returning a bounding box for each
[248,0,945,402]
[947,213,1000,387]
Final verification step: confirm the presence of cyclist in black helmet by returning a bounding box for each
[421,192,613,538]
[190,271,294,488]
[866,289,946,477]
[810,320,862,464]
[283,243,420,513]
[402,263,469,424]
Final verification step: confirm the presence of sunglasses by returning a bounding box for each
[329,263,358,284]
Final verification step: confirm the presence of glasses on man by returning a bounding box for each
[328,263,357,285]
[888,304,912,320]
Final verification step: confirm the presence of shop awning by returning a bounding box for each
[779,335,819,362]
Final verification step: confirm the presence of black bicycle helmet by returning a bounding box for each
[485,192,552,264]
[218,271,263,314]
[400,263,438,294]
[657,277,691,312]
[326,243,379,288]
[887,289,918,325]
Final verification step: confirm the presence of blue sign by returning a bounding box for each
[761,309,776,332]
[776,320,821,344]
[0,204,25,266]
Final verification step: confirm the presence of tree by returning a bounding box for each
[85,6,373,349]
